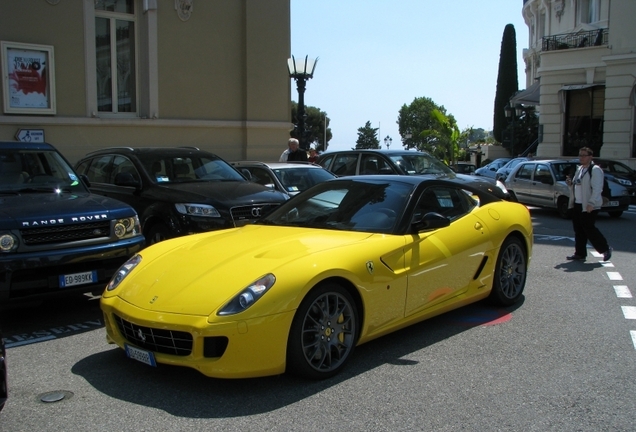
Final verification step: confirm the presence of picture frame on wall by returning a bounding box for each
[1,41,56,115]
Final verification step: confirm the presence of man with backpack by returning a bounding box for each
[565,146,613,262]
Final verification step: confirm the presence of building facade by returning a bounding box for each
[521,0,636,167]
[0,0,292,163]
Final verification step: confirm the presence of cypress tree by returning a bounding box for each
[493,24,519,145]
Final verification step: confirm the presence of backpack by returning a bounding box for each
[586,163,611,204]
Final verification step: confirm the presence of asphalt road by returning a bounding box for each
[1,206,636,431]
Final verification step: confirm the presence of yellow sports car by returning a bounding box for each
[101,175,532,379]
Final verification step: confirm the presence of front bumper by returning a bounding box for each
[0,236,145,303]
[101,295,296,379]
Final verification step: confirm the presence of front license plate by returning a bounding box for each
[59,270,97,288]
[125,344,157,367]
[607,200,619,207]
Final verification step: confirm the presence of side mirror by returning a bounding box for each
[240,168,252,180]
[114,172,140,188]
[411,212,451,232]
[79,174,91,188]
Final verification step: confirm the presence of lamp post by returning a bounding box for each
[504,103,524,156]
[384,135,392,150]
[288,55,318,150]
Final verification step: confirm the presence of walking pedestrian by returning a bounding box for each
[565,146,612,262]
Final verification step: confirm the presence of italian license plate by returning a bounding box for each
[59,270,97,288]
[125,344,157,367]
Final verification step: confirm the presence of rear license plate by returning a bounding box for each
[125,344,157,367]
[59,270,97,288]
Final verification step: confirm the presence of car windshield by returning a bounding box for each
[138,153,245,183]
[552,162,578,181]
[273,167,335,193]
[389,153,454,176]
[259,179,413,233]
[0,149,87,193]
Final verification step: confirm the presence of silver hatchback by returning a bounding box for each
[504,159,630,218]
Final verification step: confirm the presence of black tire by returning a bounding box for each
[608,211,623,218]
[557,196,571,219]
[146,223,171,245]
[489,236,527,306]
[287,283,359,379]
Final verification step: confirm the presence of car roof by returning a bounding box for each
[231,161,323,169]
[82,146,218,158]
[319,149,431,156]
[0,141,56,151]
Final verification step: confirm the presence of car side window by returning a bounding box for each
[249,167,276,187]
[85,155,113,183]
[318,154,334,171]
[111,156,140,183]
[414,186,472,221]
[331,154,358,176]
[516,164,534,180]
[533,164,552,183]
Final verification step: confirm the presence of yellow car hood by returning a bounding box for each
[115,225,374,316]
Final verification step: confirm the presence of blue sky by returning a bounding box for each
[291,1,529,151]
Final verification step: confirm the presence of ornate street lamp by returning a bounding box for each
[288,55,318,149]
[504,103,524,156]
[384,135,392,150]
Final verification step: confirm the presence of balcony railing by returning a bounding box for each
[542,28,608,52]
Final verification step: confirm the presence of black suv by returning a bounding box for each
[317,149,510,199]
[75,147,289,244]
[0,141,145,305]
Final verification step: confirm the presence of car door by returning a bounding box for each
[79,155,142,211]
[403,186,491,316]
[528,163,555,207]
[507,162,535,205]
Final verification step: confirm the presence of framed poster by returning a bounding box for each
[2,41,56,114]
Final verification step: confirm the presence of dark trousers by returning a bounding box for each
[571,203,609,256]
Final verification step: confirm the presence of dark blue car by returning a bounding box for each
[0,141,145,306]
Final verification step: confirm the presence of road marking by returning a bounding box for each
[607,272,623,281]
[631,331,636,349]
[601,262,615,268]
[614,285,632,298]
[621,306,636,320]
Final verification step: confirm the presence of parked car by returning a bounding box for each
[230,161,336,197]
[317,149,510,200]
[475,158,512,179]
[0,141,145,306]
[0,328,5,412]
[504,159,631,218]
[496,157,531,181]
[75,147,289,244]
[594,158,636,204]
[451,162,476,174]
[101,174,532,379]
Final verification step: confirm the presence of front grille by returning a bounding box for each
[230,203,280,222]
[20,221,111,245]
[114,314,193,356]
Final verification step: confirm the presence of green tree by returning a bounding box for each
[503,106,539,155]
[493,24,519,144]
[291,102,332,152]
[397,96,455,158]
[355,121,380,149]
[420,109,460,165]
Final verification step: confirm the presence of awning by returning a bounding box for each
[560,84,601,91]
[510,81,540,106]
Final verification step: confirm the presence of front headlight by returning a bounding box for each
[616,178,632,186]
[217,274,276,316]
[0,233,18,252]
[113,216,142,239]
[175,203,221,218]
[107,254,142,291]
